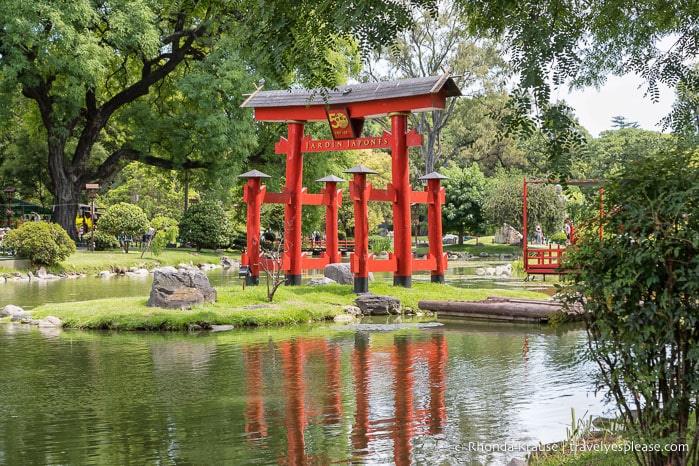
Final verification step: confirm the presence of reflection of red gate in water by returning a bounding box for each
[523,179,603,277]
[242,333,447,465]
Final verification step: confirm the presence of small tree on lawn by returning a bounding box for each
[561,147,699,466]
[259,236,286,303]
[179,201,230,252]
[97,203,149,253]
[442,163,488,244]
[144,216,179,257]
[3,222,75,267]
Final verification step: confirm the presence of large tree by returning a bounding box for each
[582,127,671,179]
[482,174,567,238]
[0,1,252,238]
[0,0,427,239]
[364,0,507,177]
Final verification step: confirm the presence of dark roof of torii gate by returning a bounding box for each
[240,74,461,122]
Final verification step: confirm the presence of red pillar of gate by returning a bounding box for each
[345,165,377,294]
[285,121,305,285]
[317,175,345,264]
[390,112,413,288]
[239,170,270,286]
[420,172,448,283]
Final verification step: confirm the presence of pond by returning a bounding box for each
[0,321,605,465]
[0,262,594,464]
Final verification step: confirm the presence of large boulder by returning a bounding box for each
[494,223,523,245]
[147,269,217,309]
[1,304,25,318]
[324,263,373,285]
[307,277,337,286]
[355,294,402,316]
[324,263,353,285]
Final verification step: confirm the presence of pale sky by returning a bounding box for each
[559,74,676,137]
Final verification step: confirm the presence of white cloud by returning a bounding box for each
[559,74,675,137]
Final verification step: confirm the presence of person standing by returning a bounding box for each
[535,225,543,245]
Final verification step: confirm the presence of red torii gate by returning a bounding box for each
[240,75,461,290]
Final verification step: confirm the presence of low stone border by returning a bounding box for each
[0,261,224,284]
[1,304,63,328]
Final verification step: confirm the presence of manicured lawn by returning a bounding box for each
[416,235,523,256]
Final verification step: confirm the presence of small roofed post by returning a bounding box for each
[238,169,271,286]
[316,175,346,264]
[345,165,378,294]
[419,172,449,284]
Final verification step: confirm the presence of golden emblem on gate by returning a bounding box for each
[326,107,357,139]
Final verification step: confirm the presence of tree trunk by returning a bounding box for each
[47,138,81,241]
[52,196,80,241]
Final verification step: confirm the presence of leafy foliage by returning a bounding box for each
[99,164,185,221]
[561,147,699,466]
[97,203,149,253]
[3,222,76,266]
[179,201,230,252]
[458,0,699,173]
[443,92,529,176]
[92,230,120,251]
[483,175,567,237]
[149,216,180,256]
[364,0,508,176]
[442,163,488,241]
[582,128,670,178]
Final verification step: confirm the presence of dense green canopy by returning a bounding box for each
[0,0,431,238]
[1,0,697,239]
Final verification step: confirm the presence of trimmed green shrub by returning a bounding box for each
[549,232,568,244]
[3,222,76,266]
[179,201,230,252]
[93,230,121,251]
[97,203,149,253]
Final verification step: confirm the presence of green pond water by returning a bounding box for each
[0,321,604,465]
[0,267,598,465]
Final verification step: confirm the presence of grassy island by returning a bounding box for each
[1,237,554,330]
[26,281,550,331]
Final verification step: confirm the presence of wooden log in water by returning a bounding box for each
[418,296,584,323]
